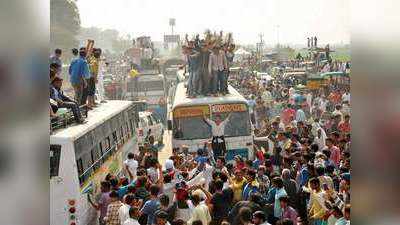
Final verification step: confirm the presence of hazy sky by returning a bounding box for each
[77,0,350,45]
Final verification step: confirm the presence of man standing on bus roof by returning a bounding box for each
[203,112,232,159]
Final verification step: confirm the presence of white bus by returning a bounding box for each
[168,82,254,161]
[50,101,139,225]
[126,73,167,108]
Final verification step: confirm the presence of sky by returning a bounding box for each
[76,0,350,46]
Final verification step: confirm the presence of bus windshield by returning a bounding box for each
[173,117,211,140]
[128,79,164,92]
[137,80,163,92]
[212,111,251,137]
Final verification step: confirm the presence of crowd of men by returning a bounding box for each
[182,31,236,97]
[87,44,351,225]
[49,47,102,124]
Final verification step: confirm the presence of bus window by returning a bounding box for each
[126,122,130,137]
[80,152,93,185]
[173,117,211,140]
[99,142,104,162]
[104,137,111,150]
[130,119,135,134]
[152,114,161,123]
[120,126,124,142]
[212,111,251,137]
[139,117,148,128]
[147,115,154,126]
[112,131,118,144]
[76,158,84,184]
[91,146,101,171]
[50,145,61,178]
[137,80,164,92]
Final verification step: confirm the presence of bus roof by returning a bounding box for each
[136,74,164,81]
[50,100,133,142]
[172,82,248,109]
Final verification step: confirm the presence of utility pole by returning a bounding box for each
[276,25,280,48]
[257,33,264,71]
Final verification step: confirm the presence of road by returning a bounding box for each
[158,130,172,168]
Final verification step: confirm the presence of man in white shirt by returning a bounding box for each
[332,105,344,122]
[124,153,138,182]
[119,194,135,224]
[208,46,228,95]
[342,90,350,103]
[187,194,211,225]
[123,206,140,225]
[203,113,231,159]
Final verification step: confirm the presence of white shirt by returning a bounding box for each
[208,51,227,73]
[205,117,229,137]
[260,221,272,225]
[342,93,350,103]
[176,201,194,221]
[119,203,130,224]
[123,218,140,225]
[332,110,343,121]
[147,167,159,183]
[164,159,175,170]
[163,182,175,206]
[124,159,138,180]
[306,93,313,107]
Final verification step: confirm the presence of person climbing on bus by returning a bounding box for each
[203,112,232,160]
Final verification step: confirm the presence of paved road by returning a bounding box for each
[158,131,172,168]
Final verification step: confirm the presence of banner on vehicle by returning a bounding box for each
[173,106,210,118]
[212,104,247,113]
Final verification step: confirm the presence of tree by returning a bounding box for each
[50,0,81,59]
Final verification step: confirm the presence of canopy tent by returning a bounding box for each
[235,48,251,56]
[234,48,251,62]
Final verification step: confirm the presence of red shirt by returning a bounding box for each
[338,121,351,133]
[281,108,296,125]
[329,146,341,166]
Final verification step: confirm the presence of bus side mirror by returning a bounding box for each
[167,120,172,130]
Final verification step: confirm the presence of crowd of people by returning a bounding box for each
[87,49,351,225]
[182,31,236,97]
[49,46,102,124]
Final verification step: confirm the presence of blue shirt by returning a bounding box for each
[242,181,259,200]
[69,56,90,85]
[117,180,136,198]
[296,109,306,122]
[50,86,61,101]
[299,166,309,187]
[141,199,161,225]
[265,187,276,203]
[274,188,287,217]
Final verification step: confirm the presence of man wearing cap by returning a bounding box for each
[50,76,85,124]
[203,113,231,160]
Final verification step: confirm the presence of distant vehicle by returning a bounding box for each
[126,73,167,109]
[168,82,254,161]
[137,111,164,150]
[50,101,139,225]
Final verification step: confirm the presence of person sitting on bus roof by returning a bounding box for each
[50,76,86,124]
